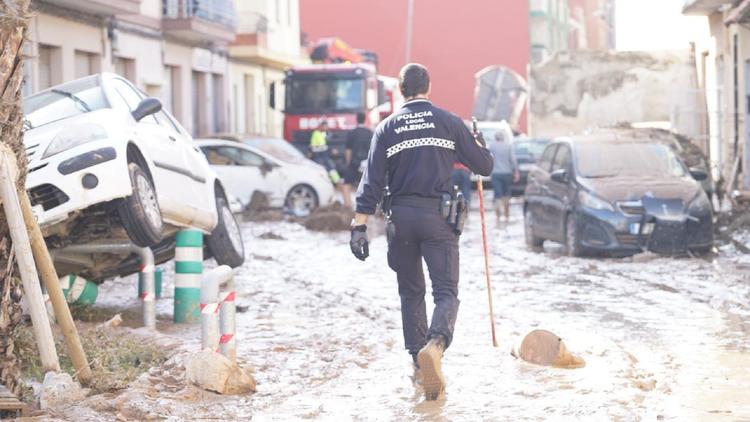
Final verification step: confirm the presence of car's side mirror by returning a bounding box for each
[689,167,708,181]
[132,97,162,122]
[550,168,568,183]
[260,159,279,174]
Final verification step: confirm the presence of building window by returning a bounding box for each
[287,0,292,26]
[114,56,136,81]
[38,44,59,91]
[275,0,281,24]
[74,50,99,79]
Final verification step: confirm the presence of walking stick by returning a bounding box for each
[473,118,498,347]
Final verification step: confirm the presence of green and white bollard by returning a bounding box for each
[174,229,203,323]
[59,274,98,306]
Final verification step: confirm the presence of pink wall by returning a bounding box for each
[299,0,530,129]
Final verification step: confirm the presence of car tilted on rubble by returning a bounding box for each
[23,73,245,278]
[523,133,714,256]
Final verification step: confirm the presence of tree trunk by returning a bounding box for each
[0,0,32,394]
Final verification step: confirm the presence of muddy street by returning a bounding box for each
[84,199,750,421]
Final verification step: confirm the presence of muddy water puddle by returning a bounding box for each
[83,204,750,421]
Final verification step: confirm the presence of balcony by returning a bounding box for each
[230,11,306,70]
[162,0,237,43]
[682,0,730,16]
[233,11,268,49]
[40,0,142,16]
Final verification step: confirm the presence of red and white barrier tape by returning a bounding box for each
[200,302,220,314]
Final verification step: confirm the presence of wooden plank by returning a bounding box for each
[20,191,92,385]
[0,148,60,372]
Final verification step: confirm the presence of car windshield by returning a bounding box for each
[513,139,549,160]
[245,138,307,163]
[23,75,109,129]
[576,142,687,178]
[285,77,365,113]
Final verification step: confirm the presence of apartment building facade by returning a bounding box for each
[22,0,304,138]
[530,0,615,64]
[229,0,307,137]
[684,0,750,190]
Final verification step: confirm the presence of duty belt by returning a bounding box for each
[391,195,442,209]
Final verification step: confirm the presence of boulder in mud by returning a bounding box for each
[39,371,88,410]
[511,329,585,368]
[184,349,256,395]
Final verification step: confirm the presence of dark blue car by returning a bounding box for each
[523,134,714,256]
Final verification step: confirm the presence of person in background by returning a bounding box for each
[343,112,374,209]
[488,130,519,224]
[450,162,472,207]
[310,120,342,185]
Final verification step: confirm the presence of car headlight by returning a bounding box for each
[688,192,711,215]
[578,190,615,212]
[43,124,108,159]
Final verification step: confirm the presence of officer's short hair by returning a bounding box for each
[399,63,430,98]
[356,112,366,124]
[319,120,328,128]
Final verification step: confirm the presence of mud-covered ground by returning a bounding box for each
[53,199,750,421]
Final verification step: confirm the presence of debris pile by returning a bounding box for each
[14,323,170,402]
[304,203,356,232]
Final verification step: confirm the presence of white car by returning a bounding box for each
[23,73,245,272]
[196,137,335,216]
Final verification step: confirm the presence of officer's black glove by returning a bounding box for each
[350,225,369,261]
[474,130,487,147]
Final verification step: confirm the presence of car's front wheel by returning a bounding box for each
[286,184,319,216]
[207,192,245,268]
[524,207,544,250]
[118,163,164,247]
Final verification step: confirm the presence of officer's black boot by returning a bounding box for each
[417,336,446,400]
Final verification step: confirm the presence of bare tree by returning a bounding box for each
[0,0,32,394]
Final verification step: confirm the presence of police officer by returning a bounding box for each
[349,63,493,400]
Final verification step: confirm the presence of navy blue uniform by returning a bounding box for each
[355,99,493,356]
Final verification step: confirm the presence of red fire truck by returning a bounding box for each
[270,38,402,165]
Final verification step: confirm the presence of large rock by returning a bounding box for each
[39,371,88,410]
[184,349,256,395]
[511,329,585,368]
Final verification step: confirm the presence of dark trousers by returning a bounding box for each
[387,204,460,355]
[311,151,332,170]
